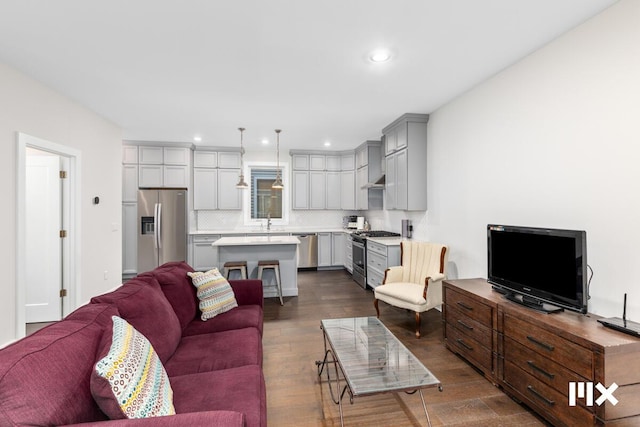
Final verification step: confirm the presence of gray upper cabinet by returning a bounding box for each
[292,170,309,209]
[355,141,383,211]
[136,145,190,188]
[382,114,429,211]
[292,154,309,170]
[193,148,242,211]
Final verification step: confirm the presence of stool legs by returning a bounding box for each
[257,264,283,306]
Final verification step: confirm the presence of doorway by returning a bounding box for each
[16,133,81,339]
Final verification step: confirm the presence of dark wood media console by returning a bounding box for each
[443,278,640,426]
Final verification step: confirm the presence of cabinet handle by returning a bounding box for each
[456,338,473,351]
[457,320,474,331]
[456,301,473,311]
[526,336,555,352]
[526,385,555,406]
[526,361,555,380]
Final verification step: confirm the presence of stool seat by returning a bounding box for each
[223,261,247,280]
[257,260,283,305]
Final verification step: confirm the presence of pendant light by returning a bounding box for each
[272,129,283,189]
[236,127,248,189]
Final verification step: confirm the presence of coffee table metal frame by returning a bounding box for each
[316,317,442,426]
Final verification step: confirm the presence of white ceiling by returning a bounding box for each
[0,0,617,151]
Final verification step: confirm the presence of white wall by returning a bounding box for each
[426,0,640,317]
[1,62,123,345]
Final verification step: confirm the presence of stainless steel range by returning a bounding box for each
[351,230,400,288]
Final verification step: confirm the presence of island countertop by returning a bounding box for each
[212,236,301,246]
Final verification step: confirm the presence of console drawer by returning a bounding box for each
[445,305,492,349]
[504,360,593,426]
[504,336,589,397]
[445,322,492,374]
[503,313,593,379]
[444,287,492,326]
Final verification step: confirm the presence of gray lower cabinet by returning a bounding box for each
[318,232,332,267]
[190,235,221,271]
[366,240,400,289]
[331,232,345,266]
[345,234,353,273]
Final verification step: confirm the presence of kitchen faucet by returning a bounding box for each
[266,213,271,231]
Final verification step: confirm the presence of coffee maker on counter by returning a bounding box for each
[401,219,413,239]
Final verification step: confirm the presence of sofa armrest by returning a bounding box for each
[383,266,404,284]
[64,411,244,427]
[229,279,264,308]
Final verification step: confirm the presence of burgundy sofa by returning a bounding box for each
[0,261,266,426]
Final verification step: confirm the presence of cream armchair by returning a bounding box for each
[374,241,448,338]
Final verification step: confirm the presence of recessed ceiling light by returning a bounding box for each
[369,50,391,63]
[324,141,331,147]
[261,139,269,145]
[193,135,202,142]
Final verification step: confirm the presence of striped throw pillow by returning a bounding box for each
[91,316,175,419]
[187,268,238,321]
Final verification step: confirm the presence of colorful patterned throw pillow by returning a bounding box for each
[91,316,175,419]
[187,268,238,320]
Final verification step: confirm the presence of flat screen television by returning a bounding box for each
[487,224,588,314]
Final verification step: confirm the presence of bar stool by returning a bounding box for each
[257,260,283,305]
[223,261,247,280]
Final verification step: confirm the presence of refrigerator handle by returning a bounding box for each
[157,202,162,249]
[153,203,159,249]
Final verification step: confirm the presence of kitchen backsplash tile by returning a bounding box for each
[196,210,348,231]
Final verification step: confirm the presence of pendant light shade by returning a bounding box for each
[236,127,248,189]
[272,129,283,189]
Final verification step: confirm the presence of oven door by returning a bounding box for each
[352,239,366,288]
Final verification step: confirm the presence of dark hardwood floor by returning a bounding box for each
[263,269,547,427]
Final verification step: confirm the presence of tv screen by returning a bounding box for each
[487,224,588,314]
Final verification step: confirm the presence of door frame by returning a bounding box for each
[16,132,81,339]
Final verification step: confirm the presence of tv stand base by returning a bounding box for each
[503,293,563,314]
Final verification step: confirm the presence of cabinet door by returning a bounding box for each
[218,152,241,169]
[395,149,408,210]
[122,202,138,275]
[309,171,326,209]
[344,235,353,272]
[163,165,189,188]
[340,171,356,210]
[326,156,341,171]
[217,169,242,209]
[122,164,138,202]
[340,153,355,171]
[385,155,396,210]
[309,155,325,171]
[332,232,345,266]
[122,146,138,164]
[138,146,163,164]
[356,147,367,168]
[292,155,309,170]
[163,147,189,165]
[139,164,163,187]
[192,235,221,271]
[292,171,309,209]
[385,129,397,155]
[318,232,332,267]
[326,172,341,210]
[193,168,217,210]
[396,123,408,151]
[194,151,217,168]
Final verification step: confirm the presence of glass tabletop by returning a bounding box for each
[321,317,440,396]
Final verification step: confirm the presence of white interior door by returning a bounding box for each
[25,151,62,323]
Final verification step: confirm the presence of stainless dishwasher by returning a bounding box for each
[292,233,318,269]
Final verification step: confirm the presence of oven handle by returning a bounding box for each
[353,241,365,249]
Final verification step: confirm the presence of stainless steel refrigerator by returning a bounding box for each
[137,189,187,272]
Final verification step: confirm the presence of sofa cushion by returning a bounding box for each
[164,327,263,377]
[0,304,118,426]
[182,304,264,337]
[171,365,266,427]
[91,276,181,363]
[150,261,198,330]
[92,316,175,419]
[187,268,238,321]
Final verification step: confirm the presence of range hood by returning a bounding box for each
[361,174,385,189]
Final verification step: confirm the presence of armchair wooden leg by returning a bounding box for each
[415,312,421,338]
[374,299,380,318]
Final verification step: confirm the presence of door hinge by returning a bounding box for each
[60,170,67,179]
[60,289,68,298]
[59,230,67,238]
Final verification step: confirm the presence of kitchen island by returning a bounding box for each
[212,235,301,298]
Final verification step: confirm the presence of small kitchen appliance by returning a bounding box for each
[356,216,365,230]
[343,215,359,229]
[402,219,413,239]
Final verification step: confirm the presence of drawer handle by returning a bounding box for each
[526,361,555,380]
[456,301,473,311]
[456,338,473,351]
[526,336,554,352]
[457,320,474,331]
[526,385,555,406]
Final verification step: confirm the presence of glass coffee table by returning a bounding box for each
[316,317,442,426]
